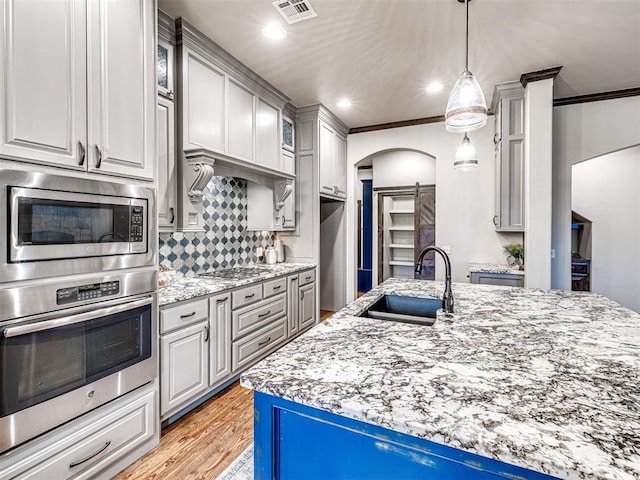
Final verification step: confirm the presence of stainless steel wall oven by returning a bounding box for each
[0,269,157,454]
[0,168,155,283]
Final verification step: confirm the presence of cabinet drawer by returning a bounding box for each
[0,389,156,480]
[160,298,208,334]
[299,270,315,286]
[233,293,286,341]
[232,317,286,372]
[263,277,287,298]
[232,284,263,309]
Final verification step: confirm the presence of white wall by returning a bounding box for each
[572,146,640,312]
[346,121,520,301]
[371,150,436,188]
[552,96,640,290]
[523,78,554,289]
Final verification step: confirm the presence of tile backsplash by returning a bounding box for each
[159,176,273,276]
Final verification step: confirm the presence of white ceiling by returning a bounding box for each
[158,0,640,129]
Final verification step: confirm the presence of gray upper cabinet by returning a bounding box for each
[176,19,288,176]
[157,96,177,231]
[228,79,255,162]
[0,0,155,181]
[256,98,280,170]
[181,48,226,153]
[157,38,174,100]
[492,81,525,232]
[319,118,348,200]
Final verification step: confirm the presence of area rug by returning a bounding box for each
[216,444,253,480]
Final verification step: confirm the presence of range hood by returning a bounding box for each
[184,148,294,198]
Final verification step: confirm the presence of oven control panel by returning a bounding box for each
[56,281,120,305]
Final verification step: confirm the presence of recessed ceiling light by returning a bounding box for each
[262,25,287,40]
[425,81,444,94]
[337,99,352,108]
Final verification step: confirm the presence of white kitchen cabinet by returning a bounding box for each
[0,0,86,169]
[0,386,157,480]
[278,180,296,229]
[281,149,295,175]
[157,38,175,100]
[209,293,232,387]
[492,81,525,232]
[158,96,177,231]
[469,271,524,288]
[256,98,280,170]
[228,79,255,162]
[0,0,155,180]
[247,180,296,231]
[287,274,300,337]
[335,135,347,197]
[299,281,316,330]
[181,48,226,153]
[319,119,347,200]
[319,120,337,196]
[85,0,155,180]
[160,320,209,418]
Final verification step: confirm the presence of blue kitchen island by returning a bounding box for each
[241,279,640,480]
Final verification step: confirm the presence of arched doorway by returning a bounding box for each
[354,149,436,294]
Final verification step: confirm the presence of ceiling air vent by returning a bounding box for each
[272,0,317,24]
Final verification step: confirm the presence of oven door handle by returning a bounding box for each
[2,297,153,338]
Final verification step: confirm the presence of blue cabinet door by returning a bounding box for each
[254,392,560,480]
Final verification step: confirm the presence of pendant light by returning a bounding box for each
[445,0,487,133]
[453,133,478,171]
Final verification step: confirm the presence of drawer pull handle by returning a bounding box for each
[290,278,297,282]
[258,310,272,318]
[69,441,111,468]
[180,311,196,319]
[245,293,255,299]
[216,296,229,303]
[305,276,311,281]
[258,336,271,346]
[273,285,282,290]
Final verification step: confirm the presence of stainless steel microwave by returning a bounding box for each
[0,168,156,283]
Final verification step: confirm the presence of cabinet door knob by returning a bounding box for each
[95,145,103,168]
[77,141,86,166]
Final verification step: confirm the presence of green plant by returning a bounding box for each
[503,243,524,261]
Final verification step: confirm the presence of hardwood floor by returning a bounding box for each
[320,310,334,322]
[114,381,253,480]
[116,310,337,479]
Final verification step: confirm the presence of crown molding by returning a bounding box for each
[519,66,563,88]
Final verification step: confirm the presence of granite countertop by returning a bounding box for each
[241,279,640,480]
[468,262,525,275]
[158,263,315,307]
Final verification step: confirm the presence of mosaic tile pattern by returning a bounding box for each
[159,176,274,276]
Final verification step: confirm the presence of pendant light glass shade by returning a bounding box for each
[445,69,487,132]
[454,133,478,171]
[445,0,488,133]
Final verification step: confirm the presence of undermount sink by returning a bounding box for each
[359,294,442,326]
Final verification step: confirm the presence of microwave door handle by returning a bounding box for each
[2,297,152,338]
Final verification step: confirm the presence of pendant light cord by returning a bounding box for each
[465,0,469,71]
